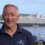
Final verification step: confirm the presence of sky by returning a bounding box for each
[0,0,45,16]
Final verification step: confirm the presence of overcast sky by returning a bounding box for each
[0,0,45,15]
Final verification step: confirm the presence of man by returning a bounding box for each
[0,4,35,45]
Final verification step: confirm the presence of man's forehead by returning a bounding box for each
[3,6,19,14]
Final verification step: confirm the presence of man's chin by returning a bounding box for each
[6,24,13,28]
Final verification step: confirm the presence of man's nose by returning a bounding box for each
[8,15,12,20]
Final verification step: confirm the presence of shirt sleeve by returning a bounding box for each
[27,32,36,45]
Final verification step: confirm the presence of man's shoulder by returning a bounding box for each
[18,24,32,36]
[21,27,32,36]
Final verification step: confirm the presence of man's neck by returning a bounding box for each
[4,24,17,37]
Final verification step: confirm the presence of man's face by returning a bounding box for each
[2,6,19,28]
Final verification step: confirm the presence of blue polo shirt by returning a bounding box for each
[0,24,35,45]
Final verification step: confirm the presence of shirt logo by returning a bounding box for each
[16,40,25,45]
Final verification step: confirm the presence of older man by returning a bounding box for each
[0,4,35,45]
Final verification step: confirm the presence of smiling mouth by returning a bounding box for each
[7,21,13,23]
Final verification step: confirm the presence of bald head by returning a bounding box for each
[4,4,18,10]
[2,4,19,15]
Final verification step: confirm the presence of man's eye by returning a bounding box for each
[3,13,7,16]
[3,13,8,15]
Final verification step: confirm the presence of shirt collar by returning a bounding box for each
[0,24,22,34]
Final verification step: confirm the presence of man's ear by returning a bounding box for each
[2,14,4,20]
[17,15,20,23]
[17,15,20,20]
